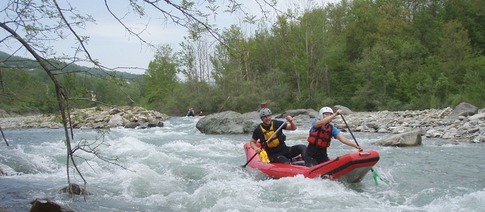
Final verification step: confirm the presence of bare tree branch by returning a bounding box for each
[0,20,82,187]
[104,0,155,49]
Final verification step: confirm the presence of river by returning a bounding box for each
[1,116,484,212]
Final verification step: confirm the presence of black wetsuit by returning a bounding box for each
[251,120,306,163]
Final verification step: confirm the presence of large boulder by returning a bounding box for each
[334,105,353,115]
[197,109,318,134]
[196,111,258,134]
[374,129,425,147]
[448,102,478,120]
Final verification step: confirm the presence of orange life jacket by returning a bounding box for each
[307,124,333,148]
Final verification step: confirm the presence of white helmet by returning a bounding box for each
[259,108,273,117]
[318,107,334,119]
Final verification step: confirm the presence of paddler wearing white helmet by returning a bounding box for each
[304,106,362,167]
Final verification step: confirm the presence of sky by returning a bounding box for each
[0,0,340,75]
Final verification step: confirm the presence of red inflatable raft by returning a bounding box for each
[243,143,380,183]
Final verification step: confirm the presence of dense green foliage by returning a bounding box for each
[1,0,484,116]
[0,52,142,114]
[142,45,179,112]
[167,0,485,114]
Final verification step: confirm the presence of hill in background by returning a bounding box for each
[0,51,143,79]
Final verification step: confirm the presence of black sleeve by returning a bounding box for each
[252,126,262,141]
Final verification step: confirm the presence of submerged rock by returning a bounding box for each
[30,199,76,212]
[59,183,91,195]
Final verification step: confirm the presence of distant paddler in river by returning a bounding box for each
[186,108,195,117]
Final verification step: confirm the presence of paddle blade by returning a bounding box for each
[372,169,380,185]
[259,150,270,163]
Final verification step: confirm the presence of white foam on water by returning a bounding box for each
[2,117,485,212]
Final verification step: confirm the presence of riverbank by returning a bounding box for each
[335,107,485,143]
[0,104,484,143]
[0,106,169,130]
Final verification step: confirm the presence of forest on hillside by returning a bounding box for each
[1,0,484,116]
[0,51,143,114]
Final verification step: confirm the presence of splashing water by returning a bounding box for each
[1,117,485,212]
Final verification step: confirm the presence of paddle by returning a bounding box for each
[0,125,8,146]
[241,120,287,168]
[340,114,381,184]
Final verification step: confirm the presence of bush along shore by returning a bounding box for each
[0,103,484,143]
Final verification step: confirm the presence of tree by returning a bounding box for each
[443,0,485,55]
[463,56,485,106]
[179,33,214,83]
[143,45,178,112]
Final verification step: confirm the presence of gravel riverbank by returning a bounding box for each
[0,104,484,143]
